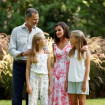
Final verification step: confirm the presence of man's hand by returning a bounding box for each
[44,48,50,54]
[23,49,31,56]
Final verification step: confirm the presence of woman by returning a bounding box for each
[49,22,71,105]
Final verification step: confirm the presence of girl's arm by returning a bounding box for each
[82,51,90,92]
[47,54,52,95]
[26,55,32,94]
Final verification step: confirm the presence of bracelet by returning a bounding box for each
[21,52,24,56]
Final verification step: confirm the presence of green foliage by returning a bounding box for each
[76,0,105,37]
[0,0,105,37]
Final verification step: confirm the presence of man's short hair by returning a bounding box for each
[25,8,38,18]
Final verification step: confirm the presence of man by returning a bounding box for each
[8,8,43,105]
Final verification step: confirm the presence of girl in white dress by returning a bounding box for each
[65,30,90,105]
[26,33,52,105]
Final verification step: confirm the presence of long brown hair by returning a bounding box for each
[30,33,43,63]
[69,30,87,60]
[54,22,70,44]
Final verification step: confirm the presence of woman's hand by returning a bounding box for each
[81,45,88,52]
[65,80,68,92]
[27,83,32,94]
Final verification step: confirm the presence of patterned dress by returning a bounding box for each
[49,42,71,105]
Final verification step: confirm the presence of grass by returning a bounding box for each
[0,100,39,105]
[0,99,105,105]
[86,98,105,105]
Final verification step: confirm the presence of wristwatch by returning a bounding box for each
[21,52,24,56]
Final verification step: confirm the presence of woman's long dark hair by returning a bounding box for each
[54,22,70,44]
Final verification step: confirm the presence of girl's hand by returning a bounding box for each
[81,82,86,92]
[65,80,68,92]
[27,84,32,94]
[48,86,52,95]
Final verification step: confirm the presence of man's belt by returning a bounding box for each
[14,60,26,63]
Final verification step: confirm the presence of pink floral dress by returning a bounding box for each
[49,41,71,105]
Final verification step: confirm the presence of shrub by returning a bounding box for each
[87,36,105,98]
[0,35,105,99]
[0,49,13,99]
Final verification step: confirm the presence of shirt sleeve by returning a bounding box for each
[83,50,91,59]
[87,49,91,58]
[8,29,21,58]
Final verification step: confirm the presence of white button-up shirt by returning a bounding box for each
[8,23,43,60]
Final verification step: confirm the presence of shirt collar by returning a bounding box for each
[21,22,36,29]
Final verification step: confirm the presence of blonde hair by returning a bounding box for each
[30,33,44,63]
[69,30,87,60]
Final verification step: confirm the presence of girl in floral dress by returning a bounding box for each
[49,22,71,105]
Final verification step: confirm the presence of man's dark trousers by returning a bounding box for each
[12,61,28,105]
